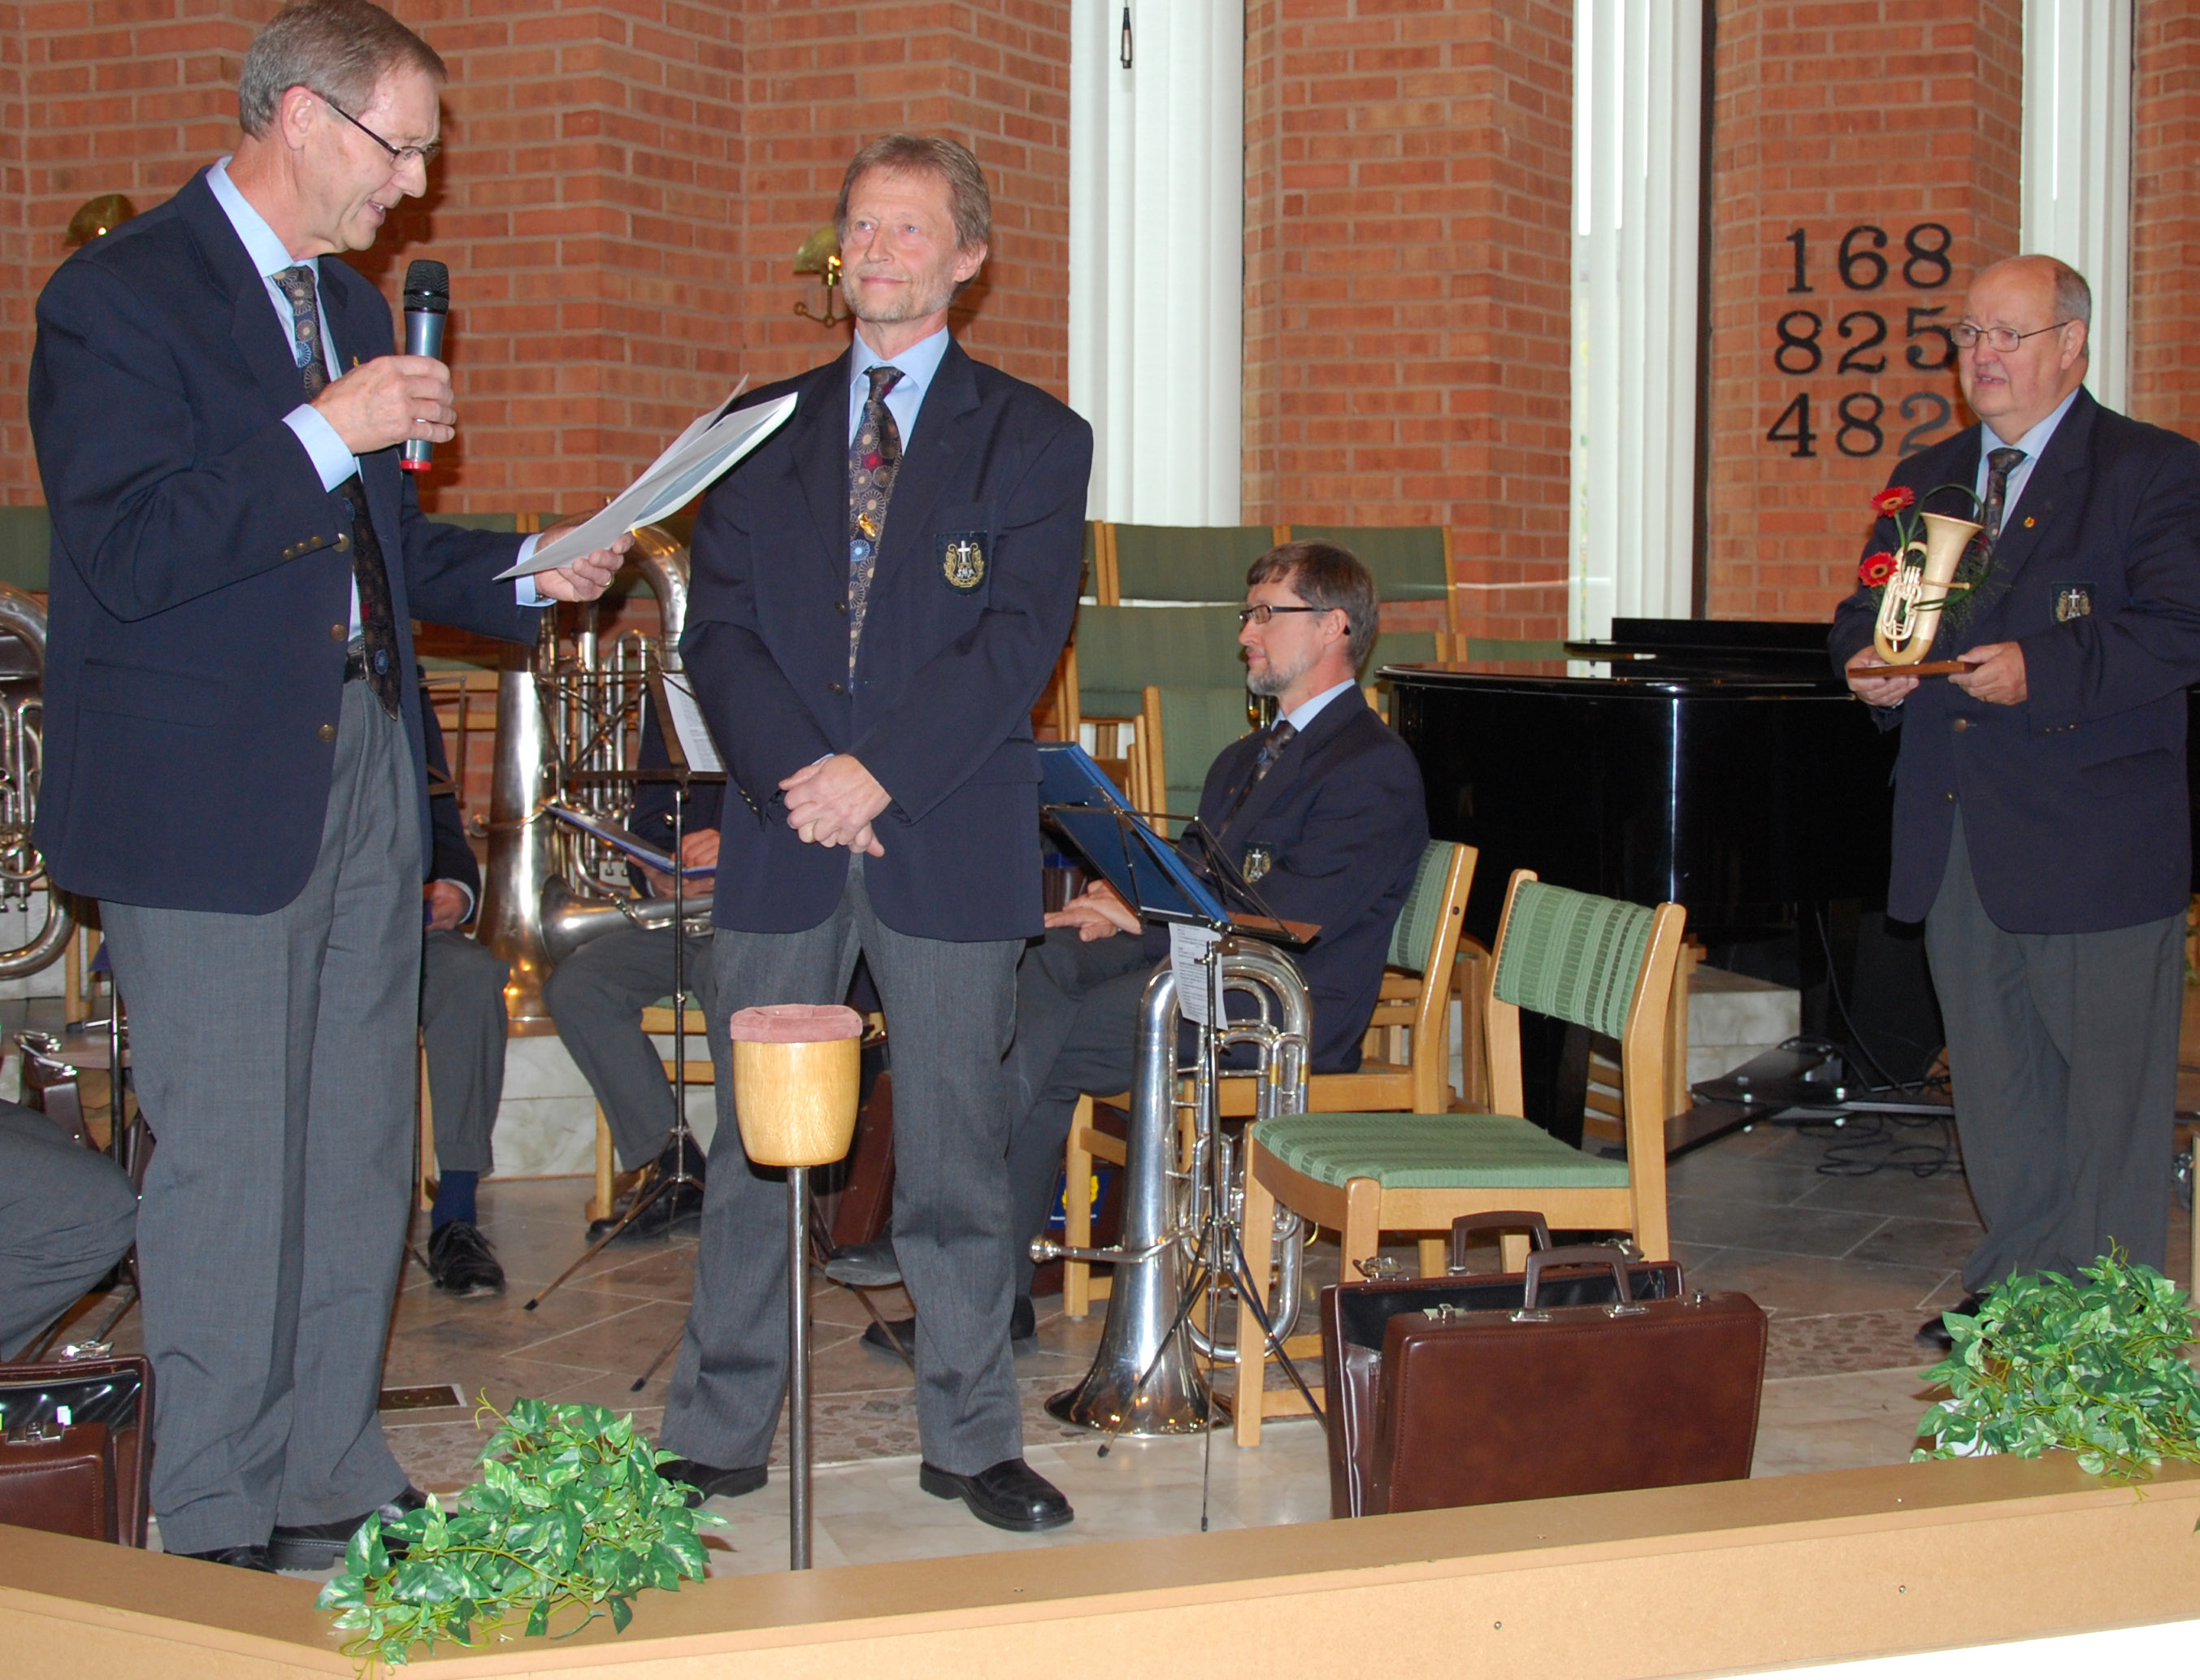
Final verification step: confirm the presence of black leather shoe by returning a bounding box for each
[861,1314,915,1357]
[588,1172,707,1244]
[657,1457,767,1505]
[176,1544,276,1572]
[918,1458,1073,1532]
[823,1237,902,1288]
[862,1296,1035,1356]
[1918,1291,1987,1353]
[268,1486,427,1570]
[427,1219,506,1296]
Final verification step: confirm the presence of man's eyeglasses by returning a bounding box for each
[1950,320,2072,354]
[1237,604,1332,627]
[322,95,442,169]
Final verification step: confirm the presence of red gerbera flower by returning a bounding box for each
[1859,552,1898,587]
[1871,486,1916,516]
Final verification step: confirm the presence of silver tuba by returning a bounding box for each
[1037,936,1311,1435]
[475,526,698,1022]
[0,584,72,979]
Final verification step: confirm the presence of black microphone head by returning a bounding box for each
[402,258,449,313]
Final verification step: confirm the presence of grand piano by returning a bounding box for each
[1385,618,1917,1138]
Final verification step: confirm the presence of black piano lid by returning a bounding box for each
[1380,617,1846,693]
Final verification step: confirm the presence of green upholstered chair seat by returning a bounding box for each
[1251,1111,1629,1191]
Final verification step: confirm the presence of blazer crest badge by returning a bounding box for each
[939,532,987,591]
[2053,583,2094,623]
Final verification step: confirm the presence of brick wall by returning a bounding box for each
[1704,0,2024,624]
[0,0,1068,518]
[1243,0,1574,644]
[2131,0,2200,437]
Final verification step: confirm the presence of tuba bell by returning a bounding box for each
[0,584,72,980]
[475,526,693,1022]
[1872,510,1982,666]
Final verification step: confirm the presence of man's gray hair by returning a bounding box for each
[237,0,445,139]
[2042,255,2093,327]
[835,134,993,253]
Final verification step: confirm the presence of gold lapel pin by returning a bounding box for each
[2023,516,2035,527]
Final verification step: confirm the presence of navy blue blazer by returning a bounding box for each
[28,167,537,914]
[1155,688,1429,1071]
[683,340,1091,942]
[421,692,478,900]
[1829,388,2200,932]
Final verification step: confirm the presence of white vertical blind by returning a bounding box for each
[1069,0,1245,523]
[2020,0,2133,413]
[1569,0,1703,640]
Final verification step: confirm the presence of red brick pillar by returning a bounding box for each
[1705,0,2023,623]
[2131,0,2200,439]
[1243,0,1574,644]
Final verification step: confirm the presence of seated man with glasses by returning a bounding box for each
[848,540,1430,1349]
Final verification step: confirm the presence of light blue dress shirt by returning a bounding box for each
[846,323,951,449]
[1283,677,1357,734]
[1971,384,2084,527]
[206,158,544,620]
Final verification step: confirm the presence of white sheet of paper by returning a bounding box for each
[1169,922,1220,1024]
[653,673,725,775]
[497,390,798,579]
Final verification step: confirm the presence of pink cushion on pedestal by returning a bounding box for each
[727,1003,865,1044]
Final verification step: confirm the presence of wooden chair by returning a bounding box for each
[1059,840,1477,1317]
[1231,868,1688,1443]
[584,1000,710,1224]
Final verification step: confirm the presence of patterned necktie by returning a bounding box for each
[1980,445,2027,555]
[847,365,905,677]
[273,264,402,718]
[1224,718,1297,824]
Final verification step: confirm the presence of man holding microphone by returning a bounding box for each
[29,0,623,1569]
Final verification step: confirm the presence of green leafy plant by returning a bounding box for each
[318,1398,720,1668]
[1915,1247,2200,1480]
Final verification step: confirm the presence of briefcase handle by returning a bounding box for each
[1521,1245,1641,1313]
[1446,1211,1552,1273]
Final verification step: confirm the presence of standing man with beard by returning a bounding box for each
[656,135,1091,1532]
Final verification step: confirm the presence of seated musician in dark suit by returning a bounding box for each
[543,704,721,1239]
[417,689,511,1295]
[0,1098,137,1359]
[852,541,1430,1348]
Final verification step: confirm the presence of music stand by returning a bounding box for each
[1035,743,1326,1470]
[522,669,718,1321]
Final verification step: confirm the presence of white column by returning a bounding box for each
[1069,0,1244,524]
[2020,0,2133,413]
[1569,0,1703,640]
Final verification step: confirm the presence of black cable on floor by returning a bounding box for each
[1788,1107,1960,1179]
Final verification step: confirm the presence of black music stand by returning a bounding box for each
[523,670,718,1326]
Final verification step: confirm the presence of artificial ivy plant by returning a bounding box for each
[1916,1247,2200,1480]
[319,1398,719,1667]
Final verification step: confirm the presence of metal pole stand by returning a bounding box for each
[725,1002,865,1571]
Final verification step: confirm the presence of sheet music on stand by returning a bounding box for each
[649,671,725,775]
[1035,744,1319,982]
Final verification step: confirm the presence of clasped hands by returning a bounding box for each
[1844,641,2028,708]
[312,354,625,601]
[782,755,891,857]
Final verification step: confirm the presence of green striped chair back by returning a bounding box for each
[1491,879,1656,1041]
[1151,685,1255,826]
[1075,604,1246,716]
[1113,525,1275,603]
[1385,841,1462,974]
[0,506,52,591]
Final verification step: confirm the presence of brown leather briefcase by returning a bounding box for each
[0,1349,154,1545]
[1321,1227,1764,1519]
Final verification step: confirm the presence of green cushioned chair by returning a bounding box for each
[0,506,52,592]
[1139,684,1253,834]
[1232,866,1687,1444]
[1105,523,1277,604]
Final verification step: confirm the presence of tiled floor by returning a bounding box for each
[63,1010,2200,1578]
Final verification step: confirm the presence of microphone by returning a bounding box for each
[400,259,449,474]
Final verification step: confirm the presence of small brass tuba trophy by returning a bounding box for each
[1872,510,1982,666]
